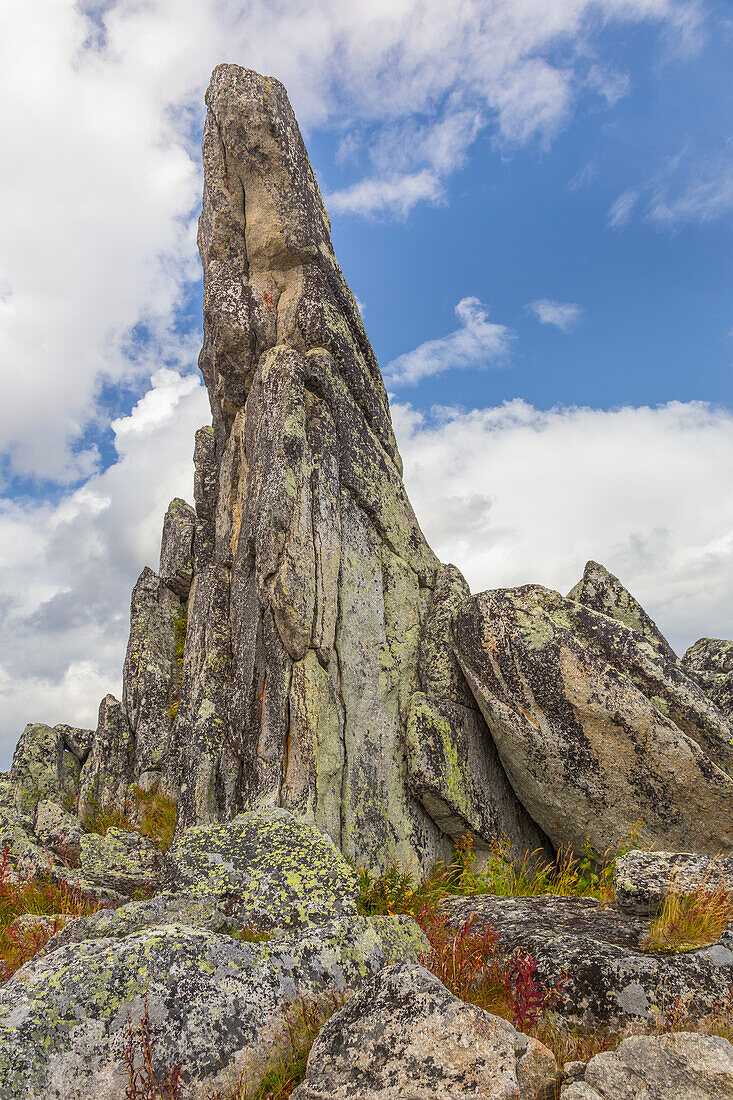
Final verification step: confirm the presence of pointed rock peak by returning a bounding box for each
[568,559,676,660]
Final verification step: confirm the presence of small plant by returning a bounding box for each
[643,882,732,954]
[133,787,177,853]
[124,994,185,1099]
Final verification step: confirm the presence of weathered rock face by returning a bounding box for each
[568,560,677,662]
[453,584,733,857]
[166,807,360,929]
[562,1032,733,1099]
[10,723,85,818]
[683,637,733,719]
[291,962,559,1100]
[67,63,541,873]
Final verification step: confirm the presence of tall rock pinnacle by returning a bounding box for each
[78,65,546,870]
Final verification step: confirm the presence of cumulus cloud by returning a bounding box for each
[527,299,582,332]
[393,398,733,657]
[0,369,209,761]
[384,298,513,386]
[0,0,701,482]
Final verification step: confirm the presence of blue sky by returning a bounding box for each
[0,0,732,758]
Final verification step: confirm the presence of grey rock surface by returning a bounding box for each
[568,561,677,662]
[34,800,84,863]
[159,497,196,598]
[614,849,733,916]
[0,917,428,1100]
[442,894,733,1027]
[10,724,80,818]
[561,1032,733,1099]
[167,807,359,928]
[291,962,559,1100]
[79,828,165,895]
[77,695,134,821]
[683,638,733,719]
[453,584,733,858]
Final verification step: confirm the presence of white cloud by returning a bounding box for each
[608,188,639,227]
[385,298,513,386]
[393,398,733,658]
[609,148,733,229]
[0,0,701,482]
[0,369,209,762]
[528,299,583,331]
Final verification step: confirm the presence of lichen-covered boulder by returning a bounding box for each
[442,894,733,1027]
[167,808,359,928]
[683,637,733,720]
[10,724,80,818]
[453,584,733,857]
[291,962,559,1100]
[562,1032,733,1099]
[614,849,733,916]
[34,801,84,864]
[77,695,134,821]
[0,916,428,1099]
[79,828,165,895]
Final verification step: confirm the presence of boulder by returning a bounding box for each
[54,725,94,764]
[442,894,733,1027]
[291,962,559,1100]
[79,828,165,895]
[167,807,359,928]
[614,849,733,916]
[453,584,733,857]
[683,638,733,719]
[568,561,677,662]
[561,1032,733,1099]
[0,917,428,1099]
[159,497,196,598]
[34,800,84,864]
[10,724,80,818]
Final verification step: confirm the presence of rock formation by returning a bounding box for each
[73,64,546,872]
[9,65,733,876]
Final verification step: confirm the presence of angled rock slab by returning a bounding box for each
[0,917,428,1100]
[291,962,559,1100]
[167,807,359,928]
[614,849,733,917]
[683,637,733,720]
[568,561,677,663]
[442,894,733,1027]
[159,497,196,598]
[561,1032,733,1099]
[453,585,733,857]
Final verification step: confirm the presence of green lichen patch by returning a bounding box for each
[167,808,359,929]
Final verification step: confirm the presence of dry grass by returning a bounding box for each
[84,786,177,853]
[0,844,106,983]
[643,881,733,954]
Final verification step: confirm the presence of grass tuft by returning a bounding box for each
[643,881,733,954]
